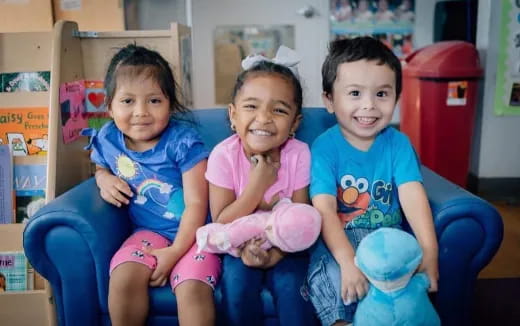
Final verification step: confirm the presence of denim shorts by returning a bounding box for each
[301,227,374,326]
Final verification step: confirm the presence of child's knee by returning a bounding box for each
[175,279,214,302]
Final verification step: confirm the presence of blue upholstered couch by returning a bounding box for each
[23,108,503,326]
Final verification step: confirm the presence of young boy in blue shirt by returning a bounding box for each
[305,36,439,325]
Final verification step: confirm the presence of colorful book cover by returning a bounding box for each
[59,81,89,144]
[13,164,46,223]
[0,145,14,224]
[0,107,49,156]
[0,251,28,291]
[14,163,46,195]
[1,71,51,92]
[15,191,46,224]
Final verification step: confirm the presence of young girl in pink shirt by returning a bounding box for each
[203,46,319,325]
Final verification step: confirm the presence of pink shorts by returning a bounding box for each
[109,230,221,290]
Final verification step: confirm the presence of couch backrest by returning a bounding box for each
[191,107,337,150]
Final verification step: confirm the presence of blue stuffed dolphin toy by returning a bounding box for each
[353,227,440,326]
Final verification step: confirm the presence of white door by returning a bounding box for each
[190,0,329,108]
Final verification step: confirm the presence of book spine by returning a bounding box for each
[0,145,14,224]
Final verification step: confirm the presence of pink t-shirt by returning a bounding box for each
[205,134,311,203]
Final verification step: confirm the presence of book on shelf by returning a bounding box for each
[14,163,46,223]
[0,251,30,292]
[0,144,14,224]
[0,107,49,156]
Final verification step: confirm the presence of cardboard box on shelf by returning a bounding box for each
[52,0,125,31]
[0,0,53,33]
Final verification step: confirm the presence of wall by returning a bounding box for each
[473,0,520,179]
[127,0,519,180]
[132,0,187,29]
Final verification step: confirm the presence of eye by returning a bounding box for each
[376,90,388,97]
[356,178,369,193]
[120,98,133,104]
[149,98,162,104]
[340,175,356,189]
[349,90,360,97]
[243,104,256,110]
[273,107,289,115]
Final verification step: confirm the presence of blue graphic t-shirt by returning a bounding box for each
[310,125,422,229]
[82,119,209,240]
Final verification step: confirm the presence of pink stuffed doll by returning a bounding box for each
[196,198,321,256]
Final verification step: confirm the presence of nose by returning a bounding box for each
[255,107,273,123]
[133,101,149,117]
[361,94,375,110]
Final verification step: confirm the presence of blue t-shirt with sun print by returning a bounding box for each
[82,119,208,240]
[310,125,422,229]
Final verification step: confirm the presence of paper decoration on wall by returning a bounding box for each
[329,0,415,59]
[84,80,110,130]
[59,80,88,144]
[494,0,520,115]
[85,80,106,113]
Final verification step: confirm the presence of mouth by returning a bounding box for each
[249,129,274,136]
[131,122,152,127]
[354,116,378,126]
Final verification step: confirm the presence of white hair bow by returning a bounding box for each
[241,45,300,77]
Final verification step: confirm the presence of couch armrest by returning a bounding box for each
[421,166,503,326]
[23,178,132,326]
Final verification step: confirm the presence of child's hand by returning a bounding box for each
[249,154,280,193]
[95,169,133,207]
[340,260,369,305]
[257,193,280,211]
[418,249,439,292]
[144,247,177,287]
[240,238,269,267]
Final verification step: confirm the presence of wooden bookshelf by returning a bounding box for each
[0,31,56,326]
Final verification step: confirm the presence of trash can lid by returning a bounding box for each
[403,41,483,79]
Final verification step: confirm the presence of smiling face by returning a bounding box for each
[323,59,397,151]
[229,73,301,158]
[109,71,171,152]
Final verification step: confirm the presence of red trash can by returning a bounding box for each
[400,41,483,188]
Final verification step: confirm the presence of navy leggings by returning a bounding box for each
[218,253,317,326]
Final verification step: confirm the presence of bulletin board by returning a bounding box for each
[494,0,520,115]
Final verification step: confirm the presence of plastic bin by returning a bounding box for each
[400,41,482,187]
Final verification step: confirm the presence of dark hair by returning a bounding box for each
[322,36,402,100]
[231,61,303,115]
[104,44,189,116]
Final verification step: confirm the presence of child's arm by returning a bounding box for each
[313,193,368,304]
[398,181,439,292]
[211,154,279,224]
[148,160,209,287]
[94,166,133,207]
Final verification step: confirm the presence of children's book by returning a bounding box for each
[1,71,51,92]
[0,251,28,291]
[15,191,46,224]
[0,144,14,224]
[12,163,46,223]
[0,107,49,156]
